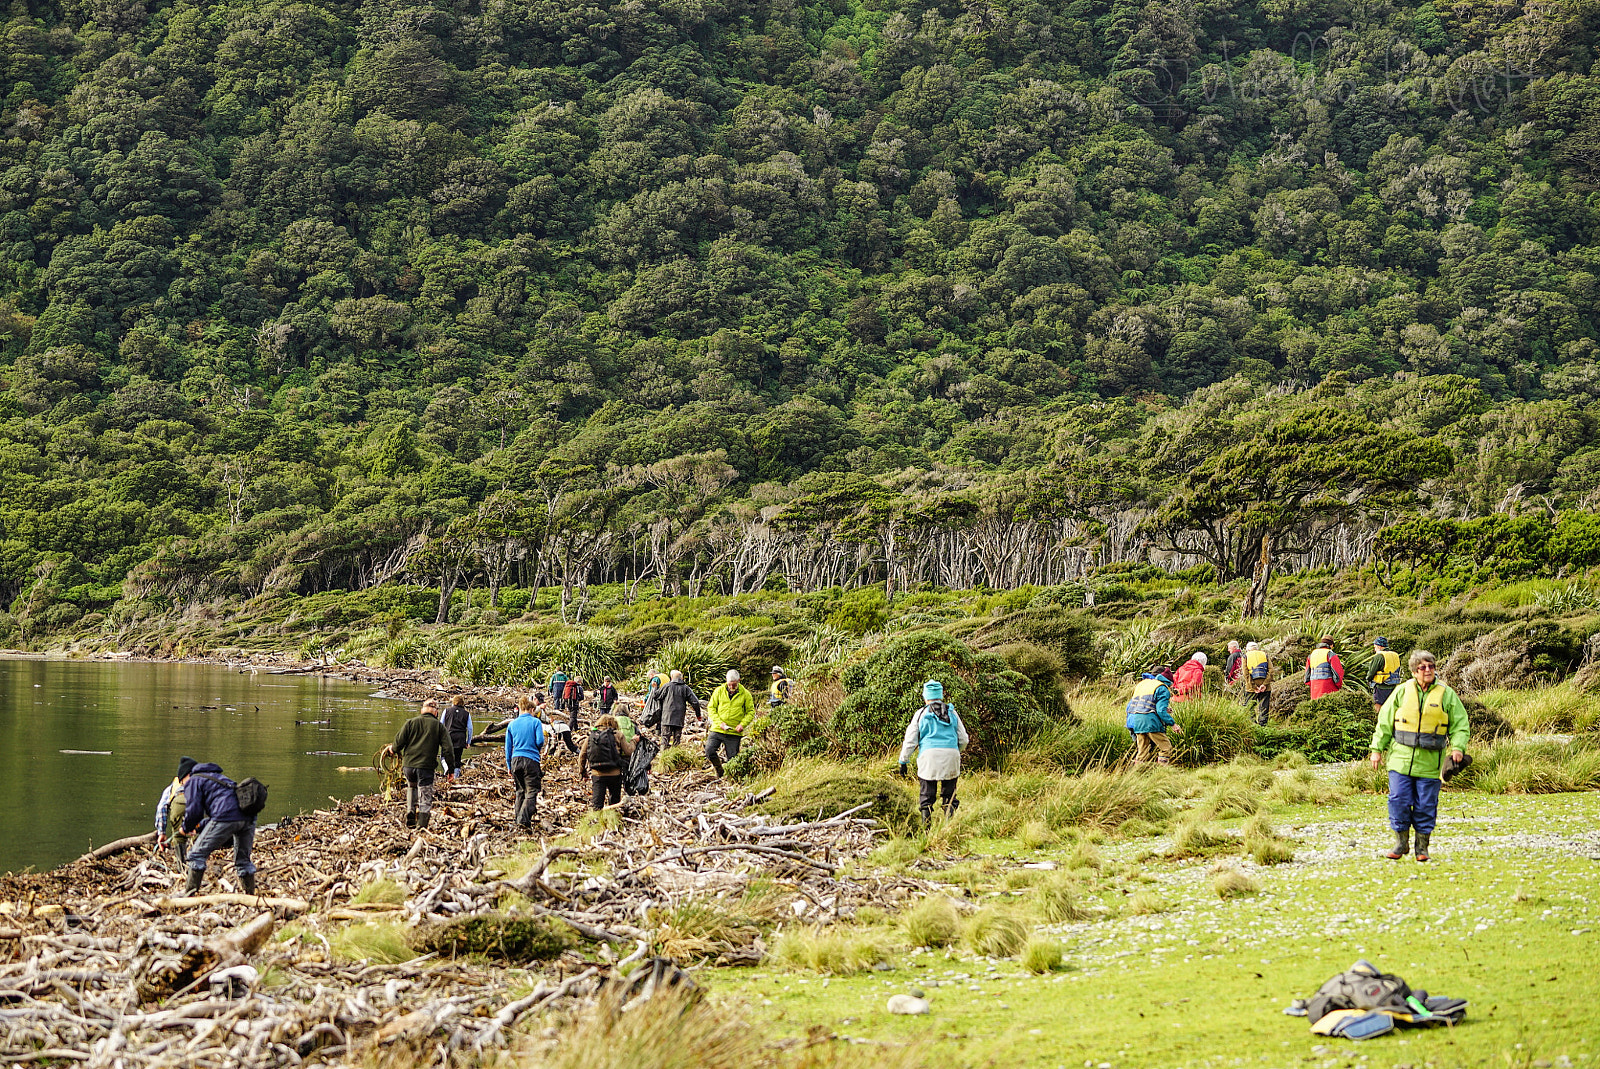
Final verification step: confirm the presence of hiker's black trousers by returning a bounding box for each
[591,774,622,809]
[705,731,741,775]
[918,777,958,821]
[511,756,542,828]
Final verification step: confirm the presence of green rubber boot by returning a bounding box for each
[184,868,204,897]
[1384,829,1409,860]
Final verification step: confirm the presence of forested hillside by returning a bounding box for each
[4,0,1600,638]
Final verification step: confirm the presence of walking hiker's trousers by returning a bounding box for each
[591,774,622,810]
[188,818,256,876]
[1387,771,1441,835]
[444,745,465,776]
[1133,731,1173,764]
[511,756,542,828]
[403,766,436,816]
[1252,686,1270,724]
[918,777,958,821]
[705,731,741,776]
[663,723,683,746]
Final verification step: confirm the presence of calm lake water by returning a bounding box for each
[0,657,418,874]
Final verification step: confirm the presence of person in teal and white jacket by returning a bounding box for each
[898,680,970,823]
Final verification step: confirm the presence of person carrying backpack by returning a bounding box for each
[441,695,473,782]
[897,680,969,823]
[1366,637,1404,715]
[386,699,450,831]
[505,694,546,832]
[1125,664,1182,765]
[180,758,262,897]
[1306,636,1346,700]
[580,714,636,809]
[155,757,193,865]
[1171,652,1206,702]
[705,669,754,777]
[1244,641,1272,724]
[657,670,704,747]
[1369,649,1469,862]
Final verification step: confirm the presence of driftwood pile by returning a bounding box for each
[1,746,927,1066]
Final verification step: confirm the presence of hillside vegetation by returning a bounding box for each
[5,0,1600,637]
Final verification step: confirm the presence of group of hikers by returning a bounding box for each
[153,633,1468,899]
[1127,635,1469,862]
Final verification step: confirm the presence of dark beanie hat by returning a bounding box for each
[177,755,198,779]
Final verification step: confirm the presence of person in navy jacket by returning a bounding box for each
[180,758,257,897]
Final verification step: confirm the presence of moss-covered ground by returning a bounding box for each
[707,789,1600,1069]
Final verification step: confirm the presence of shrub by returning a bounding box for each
[827,587,888,636]
[963,908,1028,957]
[1021,937,1065,974]
[1127,889,1170,915]
[1169,815,1236,858]
[830,629,1052,766]
[989,641,1075,720]
[411,913,572,961]
[1279,688,1377,763]
[657,745,699,773]
[967,609,1101,680]
[732,634,795,688]
[903,896,961,948]
[616,622,685,669]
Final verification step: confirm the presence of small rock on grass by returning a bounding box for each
[887,995,930,1015]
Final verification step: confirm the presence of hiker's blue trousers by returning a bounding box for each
[1387,772,1440,835]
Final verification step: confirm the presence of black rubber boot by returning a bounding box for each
[184,868,204,897]
[1385,829,1410,860]
[405,810,416,828]
[417,811,431,830]
[240,873,257,896]
[1415,833,1431,862]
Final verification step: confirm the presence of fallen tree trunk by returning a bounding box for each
[151,894,309,915]
[79,832,156,862]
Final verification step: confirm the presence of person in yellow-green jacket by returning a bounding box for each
[1369,649,1469,863]
[705,669,755,777]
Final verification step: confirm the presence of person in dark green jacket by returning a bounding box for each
[1369,649,1469,863]
[386,699,450,831]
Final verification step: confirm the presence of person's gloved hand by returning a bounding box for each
[897,762,908,778]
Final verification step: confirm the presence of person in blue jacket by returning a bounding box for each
[505,694,547,832]
[898,680,970,824]
[1125,664,1182,765]
[180,760,257,897]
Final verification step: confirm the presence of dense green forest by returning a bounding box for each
[5,0,1600,641]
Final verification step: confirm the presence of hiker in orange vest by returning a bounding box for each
[1306,636,1345,700]
[1171,652,1206,702]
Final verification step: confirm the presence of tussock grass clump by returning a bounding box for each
[1340,764,1389,794]
[411,913,572,962]
[1449,738,1600,794]
[902,896,961,948]
[1128,889,1171,915]
[1168,814,1237,858]
[652,899,764,964]
[330,921,414,964]
[1019,819,1055,850]
[772,925,894,975]
[1020,936,1065,974]
[963,908,1028,958]
[575,808,622,840]
[1266,767,1346,806]
[1478,683,1600,734]
[1242,815,1297,866]
[656,745,699,773]
[757,762,920,834]
[1069,840,1103,870]
[1025,721,1132,772]
[351,877,405,905]
[1031,875,1089,923]
[537,985,754,1069]
[868,838,925,869]
[1210,865,1260,899]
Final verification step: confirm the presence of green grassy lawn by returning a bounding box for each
[707,790,1600,1068]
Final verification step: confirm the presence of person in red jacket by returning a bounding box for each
[1306,636,1345,700]
[1171,652,1207,702]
